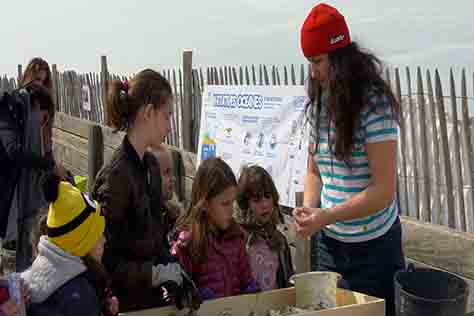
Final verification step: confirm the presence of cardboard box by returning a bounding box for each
[124,288,385,316]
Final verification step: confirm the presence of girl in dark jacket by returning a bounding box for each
[22,173,108,316]
[236,166,294,291]
[92,70,192,312]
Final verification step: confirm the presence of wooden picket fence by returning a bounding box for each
[1,53,474,235]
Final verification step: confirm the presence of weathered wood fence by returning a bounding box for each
[2,53,474,235]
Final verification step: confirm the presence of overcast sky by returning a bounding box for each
[1,0,473,78]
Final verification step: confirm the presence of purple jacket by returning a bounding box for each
[172,227,258,300]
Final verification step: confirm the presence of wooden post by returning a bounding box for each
[426,70,443,223]
[450,70,466,231]
[100,56,109,125]
[435,70,456,228]
[17,64,22,86]
[88,124,104,192]
[182,50,193,152]
[416,68,431,223]
[406,67,420,219]
[460,69,474,232]
[395,68,410,216]
[51,64,59,112]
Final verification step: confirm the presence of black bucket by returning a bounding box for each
[395,265,469,316]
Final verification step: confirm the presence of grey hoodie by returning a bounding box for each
[21,236,86,304]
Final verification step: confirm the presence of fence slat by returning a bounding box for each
[291,65,296,85]
[199,68,204,92]
[252,65,257,85]
[416,68,431,223]
[449,69,466,231]
[276,66,281,85]
[435,70,456,228]
[300,64,305,85]
[395,68,410,217]
[100,56,109,125]
[271,66,276,85]
[263,65,270,85]
[460,69,474,232]
[406,67,420,219]
[284,66,289,86]
[239,67,244,85]
[426,70,442,224]
[179,68,185,149]
[245,66,250,85]
[259,65,263,85]
[232,67,238,86]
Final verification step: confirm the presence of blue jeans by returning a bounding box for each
[313,217,405,316]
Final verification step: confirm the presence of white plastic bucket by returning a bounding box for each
[290,271,341,310]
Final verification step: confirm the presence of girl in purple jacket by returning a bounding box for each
[172,157,259,300]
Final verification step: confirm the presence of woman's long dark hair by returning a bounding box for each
[305,42,400,165]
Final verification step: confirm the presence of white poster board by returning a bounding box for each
[197,85,309,207]
[81,85,91,111]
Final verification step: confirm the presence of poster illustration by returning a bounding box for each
[197,85,309,207]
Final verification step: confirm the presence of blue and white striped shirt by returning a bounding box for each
[311,91,399,243]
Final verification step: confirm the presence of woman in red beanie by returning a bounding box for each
[293,4,405,316]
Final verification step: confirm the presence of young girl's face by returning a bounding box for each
[249,191,275,225]
[89,236,106,262]
[207,186,237,231]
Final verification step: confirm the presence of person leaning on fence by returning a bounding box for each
[22,173,109,316]
[236,165,294,292]
[293,4,405,316]
[92,70,200,312]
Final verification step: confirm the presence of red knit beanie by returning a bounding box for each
[301,3,351,58]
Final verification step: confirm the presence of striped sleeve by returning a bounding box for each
[362,95,399,144]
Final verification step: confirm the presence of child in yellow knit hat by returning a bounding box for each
[22,173,119,316]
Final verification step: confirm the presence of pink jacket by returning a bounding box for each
[172,229,258,300]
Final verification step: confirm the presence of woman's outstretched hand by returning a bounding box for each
[293,207,332,240]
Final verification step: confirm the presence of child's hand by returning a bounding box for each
[20,280,28,304]
[105,296,119,316]
[0,298,19,316]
